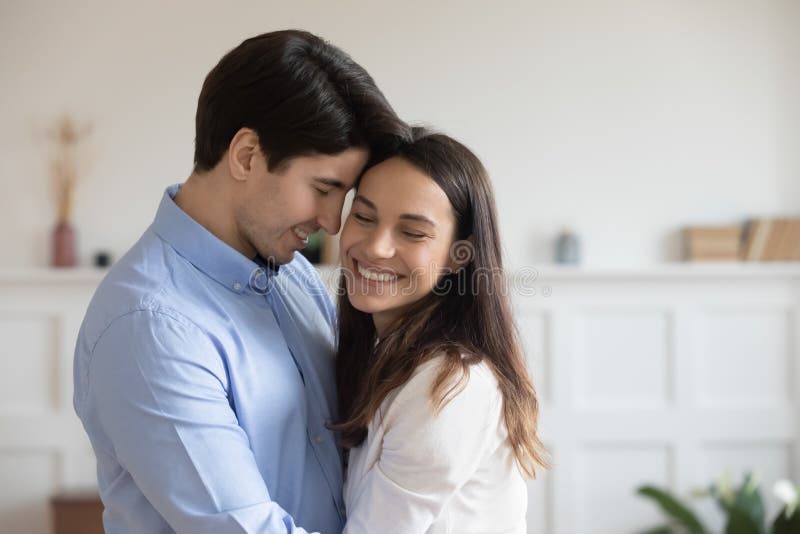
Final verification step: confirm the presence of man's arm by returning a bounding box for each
[88,308,312,534]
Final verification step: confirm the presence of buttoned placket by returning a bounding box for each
[263,283,346,522]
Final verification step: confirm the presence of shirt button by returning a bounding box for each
[314,435,324,444]
[233,281,242,291]
[249,268,269,293]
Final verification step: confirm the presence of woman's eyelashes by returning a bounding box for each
[401,230,428,240]
[352,212,431,240]
[353,212,374,223]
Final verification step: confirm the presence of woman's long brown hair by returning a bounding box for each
[333,129,548,478]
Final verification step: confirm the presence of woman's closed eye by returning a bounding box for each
[402,230,428,239]
[353,213,374,223]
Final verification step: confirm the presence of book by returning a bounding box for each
[684,226,742,261]
[742,217,800,261]
[762,219,786,261]
[794,220,800,260]
[742,219,773,261]
[782,219,800,261]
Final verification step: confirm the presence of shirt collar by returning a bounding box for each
[151,184,279,295]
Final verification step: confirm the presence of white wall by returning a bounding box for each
[2,265,799,533]
[1,0,798,270]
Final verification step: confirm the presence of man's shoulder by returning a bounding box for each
[80,230,197,346]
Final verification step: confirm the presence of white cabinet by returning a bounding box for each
[514,264,800,534]
[1,264,798,534]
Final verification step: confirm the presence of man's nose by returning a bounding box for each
[317,203,342,235]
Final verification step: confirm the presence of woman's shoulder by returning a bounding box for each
[373,352,505,456]
[413,352,499,391]
[387,353,501,418]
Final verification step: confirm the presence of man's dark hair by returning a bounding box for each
[193,30,409,172]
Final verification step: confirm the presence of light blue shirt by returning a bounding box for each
[73,185,344,533]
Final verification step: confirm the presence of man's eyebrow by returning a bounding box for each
[315,178,347,189]
[353,195,436,226]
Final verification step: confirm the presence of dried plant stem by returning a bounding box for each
[48,115,91,224]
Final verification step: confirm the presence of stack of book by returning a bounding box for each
[684,226,743,261]
[684,217,800,262]
[741,218,800,261]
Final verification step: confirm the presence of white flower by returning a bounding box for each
[774,479,798,518]
[717,471,735,506]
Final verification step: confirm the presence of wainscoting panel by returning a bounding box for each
[0,271,100,534]
[697,308,793,407]
[0,450,57,534]
[1,265,798,534]
[575,444,672,534]
[514,264,800,534]
[573,310,672,410]
[0,314,58,414]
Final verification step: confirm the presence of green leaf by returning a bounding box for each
[725,506,763,534]
[730,474,766,534]
[637,526,674,534]
[771,506,800,534]
[637,485,707,534]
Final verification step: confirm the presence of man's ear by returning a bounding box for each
[227,128,260,182]
[448,235,475,271]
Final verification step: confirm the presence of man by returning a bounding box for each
[73,30,408,533]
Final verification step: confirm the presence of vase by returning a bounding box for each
[555,229,581,265]
[52,221,77,267]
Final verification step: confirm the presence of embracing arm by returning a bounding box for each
[87,309,313,534]
[343,359,500,533]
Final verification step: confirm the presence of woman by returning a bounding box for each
[334,129,548,533]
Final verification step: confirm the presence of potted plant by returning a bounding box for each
[636,473,799,533]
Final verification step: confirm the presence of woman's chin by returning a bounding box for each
[346,294,386,315]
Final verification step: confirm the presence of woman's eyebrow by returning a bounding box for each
[353,195,376,209]
[353,195,436,226]
[399,214,435,226]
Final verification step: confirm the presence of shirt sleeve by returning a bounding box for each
[88,308,314,534]
[343,359,501,534]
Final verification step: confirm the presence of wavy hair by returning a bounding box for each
[333,129,548,478]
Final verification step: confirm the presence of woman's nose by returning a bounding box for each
[364,227,395,259]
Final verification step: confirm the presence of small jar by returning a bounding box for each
[555,228,581,264]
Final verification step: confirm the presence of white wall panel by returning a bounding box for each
[526,464,552,534]
[698,309,792,407]
[0,315,57,414]
[574,311,672,410]
[513,265,800,534]
[576,445,672,534]
[1,265,799,534]
[518,312,551,403]
[0,451,56,534]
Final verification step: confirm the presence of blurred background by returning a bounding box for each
[0,1,798,533]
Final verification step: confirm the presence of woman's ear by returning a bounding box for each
[448,235,475,271]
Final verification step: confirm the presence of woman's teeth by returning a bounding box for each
[293,227,310,244]
[357,263,398,282]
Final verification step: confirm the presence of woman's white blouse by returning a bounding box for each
[342,356,528,534]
